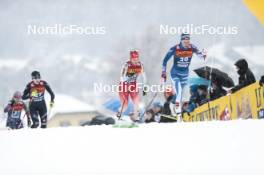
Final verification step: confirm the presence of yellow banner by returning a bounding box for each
[243,0,264,26]
[183,82,264,122]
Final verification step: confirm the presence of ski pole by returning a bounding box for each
[140,82,165,120]
[206,60,213,120]
[47,103,53,118]
[117,100,125,120]
[141,92,158,118]
[18,113,27,129]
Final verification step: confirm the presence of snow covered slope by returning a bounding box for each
[0,120,264,175]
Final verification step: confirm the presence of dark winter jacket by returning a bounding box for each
[196,85,209,106]
[231,59,256,93]
[210,76,227,100]
[145,108,164,123]
[210,87,227,100]
[197,94,208,106]
[145,109,156,123]
[162,95,173,115]
[184,85,199,113]
[260,76,264,86]
[159,95,176,122]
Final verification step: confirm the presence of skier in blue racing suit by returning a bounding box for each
[161,33,206,116]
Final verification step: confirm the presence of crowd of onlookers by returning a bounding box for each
[141,59,263,123]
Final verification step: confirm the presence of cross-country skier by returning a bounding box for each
[22,71,55,128]
[161,33,206,117]
[117,50,147,121]
[4,91,30,129]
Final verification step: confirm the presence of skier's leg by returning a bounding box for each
[175,81,182,105]
[177,76,189,122]
[30,103,39,128]
[129,83,140,119]
[9,118,16,129]
[6,115,11,128]
[180,76,189,104]
[170,75,182,114]
[39,101,48,128]
[118,83,129,115]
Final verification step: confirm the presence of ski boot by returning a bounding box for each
[176,113,183,122]
[116,111,122,120]
[170,102,182,122]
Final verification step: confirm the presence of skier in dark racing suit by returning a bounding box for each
[22,71,55,128]
[4,91,30,129]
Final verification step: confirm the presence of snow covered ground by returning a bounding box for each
[0,120,264,175]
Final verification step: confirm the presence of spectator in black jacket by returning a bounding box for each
[231,59,256,93]
[210,77,227,100]
[260,76,264,86]
[162,87,174,115]
[160,87,177,122]
[197,85,209,106]
[144,102,163,123]
[182,85,199,113]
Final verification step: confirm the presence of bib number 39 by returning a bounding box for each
[180,57,189,62]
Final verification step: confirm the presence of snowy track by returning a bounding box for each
[0,120,264,175]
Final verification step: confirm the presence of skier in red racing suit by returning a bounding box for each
[117,50,147,121]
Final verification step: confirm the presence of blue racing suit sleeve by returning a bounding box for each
[162,46,175,72]
[191,44,205,59]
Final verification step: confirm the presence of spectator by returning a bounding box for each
[160,87,177,122]
[144,102,163,123]
[162,87,174,115]
[231,59,256,93]
[141,87,177,123]
[182,85,199,113]
[260,76,264,86]
[197,85,209,106]
[210,77,227,100]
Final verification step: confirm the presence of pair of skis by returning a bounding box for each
[114,99,140,128]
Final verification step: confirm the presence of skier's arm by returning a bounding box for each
[23,102,31,127]
[192,44,206,60]
[120,63,128,82]
[4,100,13,113]
[44,82,55,102]
[4,105,11,113]
[162,47,175,72]
[141,63,147,85]
[22,84,31,100]
[141,63,147,96]
[22,102,29,114]
[23,102,30,118]
[162,47,175,81]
